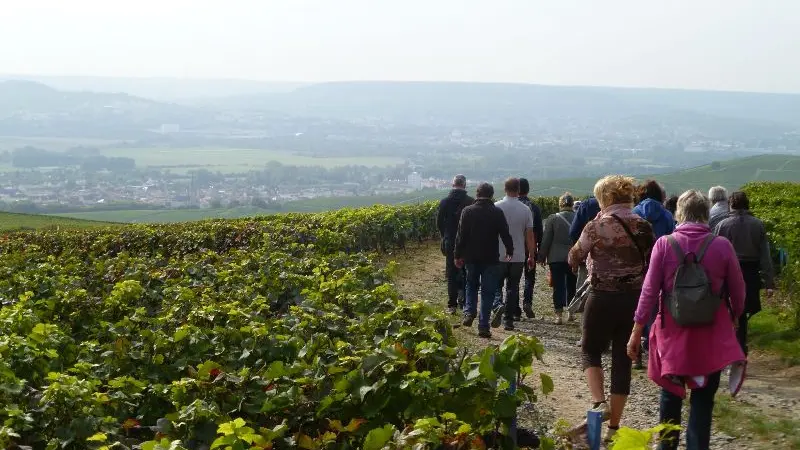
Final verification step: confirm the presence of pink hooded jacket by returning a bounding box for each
[635,222,746,398]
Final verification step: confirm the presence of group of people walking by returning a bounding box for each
[437,175,775,449]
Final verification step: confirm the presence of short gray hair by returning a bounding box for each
[453,174,467,188]
[708,186,727,203]
[676,190,711,224]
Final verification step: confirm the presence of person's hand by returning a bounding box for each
[454,258,464,269]
[766,288,775,298]
[504,254,513,262]
[627,326,643,361]
[527,256,535,269]
[627,334,641,361]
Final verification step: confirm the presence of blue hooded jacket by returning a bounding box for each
[569,196,601,242]
[633,198,675,239]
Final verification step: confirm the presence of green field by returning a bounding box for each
[0,211,113,231]
[0,135,120,151]
[101,147,405,172]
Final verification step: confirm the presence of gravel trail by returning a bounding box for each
[387,242,799,449]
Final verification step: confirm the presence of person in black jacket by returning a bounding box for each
[454,182,513,338]
[714,191,775,355]
[436,174,474,314]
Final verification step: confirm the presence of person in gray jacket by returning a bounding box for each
[714,191,775,355]
[538,192,578,324]
[708,186,730,230]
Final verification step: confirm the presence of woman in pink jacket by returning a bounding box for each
[627,190,746,450]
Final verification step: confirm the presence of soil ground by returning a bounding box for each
[387,242,800,449]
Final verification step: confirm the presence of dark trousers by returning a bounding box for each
[493,262,524,320]
[444,242,466,308]
[738,261,762,356]
[549,261,576,311]
[523,256,536,308]
[582,289,638,395]
[659,371,721,450]
[736,314,750,356]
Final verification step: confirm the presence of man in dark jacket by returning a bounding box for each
[436,174,474,314]
[714,191,775,355]
[518,178,543,319]
[454,182,513,338]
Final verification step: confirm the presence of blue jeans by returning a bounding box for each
[659,371,721,450]
[465,263,502,330]
[549,261,576,311]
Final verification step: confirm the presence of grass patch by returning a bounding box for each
[714,394,800,449]
[749,307,800,366]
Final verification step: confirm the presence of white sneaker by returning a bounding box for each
[567,311,576,322]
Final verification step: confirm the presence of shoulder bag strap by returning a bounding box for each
[610,214,646,270]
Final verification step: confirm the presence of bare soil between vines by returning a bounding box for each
[386,242,800,449]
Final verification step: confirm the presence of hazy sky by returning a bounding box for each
[2,0,799,93]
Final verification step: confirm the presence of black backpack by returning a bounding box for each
[663,235,729,327]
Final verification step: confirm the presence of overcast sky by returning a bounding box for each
[2,0,799,93]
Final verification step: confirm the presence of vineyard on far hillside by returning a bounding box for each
[743,182,800,328]
[0,204,553,450]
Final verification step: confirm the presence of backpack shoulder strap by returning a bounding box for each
[666,235,685,261]
[556,212,572,227]
[695,235,716,263]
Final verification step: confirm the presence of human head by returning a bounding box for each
[559,192,574,209]
[476,182,494,199]
[665,195,679,216]
[729,191,750,211]
[593,175,636,209]
[504,178,520,197]
[708,186,727,204]
[519,178,530,196]
[452,174,467,189]
[638,179,665,203]
[675,190,711,224]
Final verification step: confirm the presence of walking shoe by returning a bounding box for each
[478,328,492,338]
[523,304,535,319]
[554,311,563,325]
[490,305,505,328]
[603,425,619,443]
[503,321,515,331]
[567,311,575,322]
[462,314,476,327]
[446,306,457,315]
[592,401,610,421]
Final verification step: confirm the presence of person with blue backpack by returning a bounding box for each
[632,180,676,369]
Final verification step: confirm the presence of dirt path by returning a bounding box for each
[388,242,800,449]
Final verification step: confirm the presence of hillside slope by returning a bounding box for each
[0,211,113,231]
[531,154,800,197]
